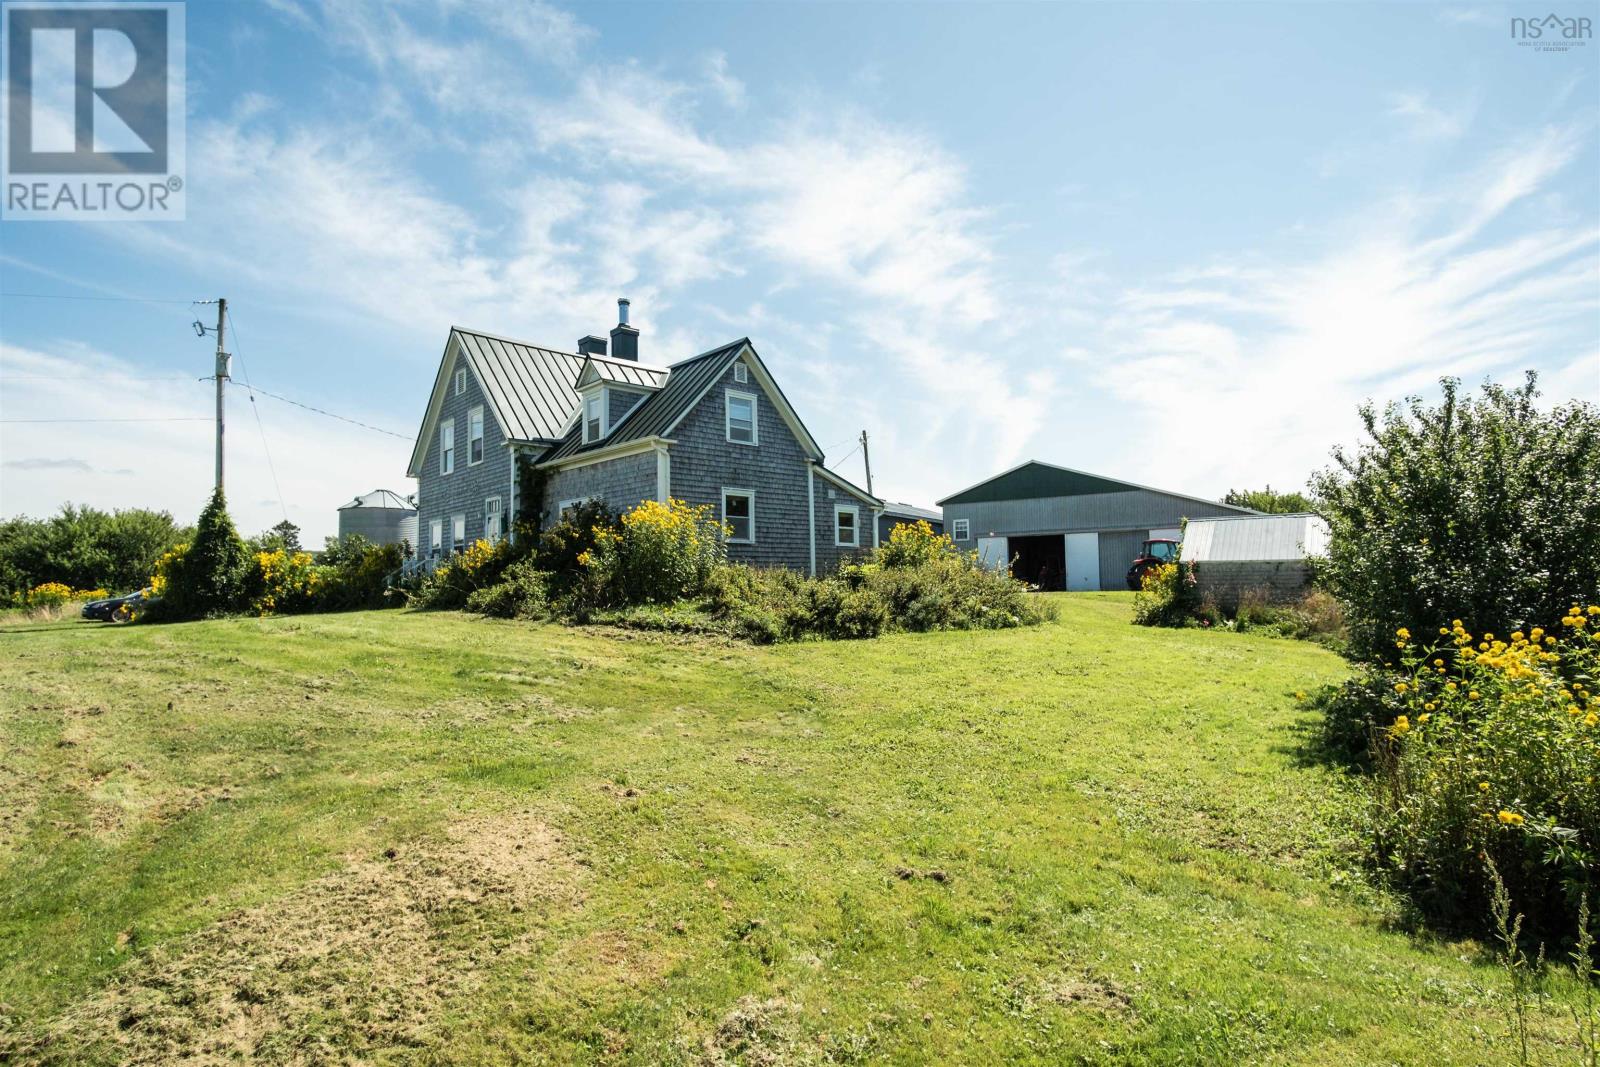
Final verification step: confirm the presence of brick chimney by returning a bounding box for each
[609,297,639,362]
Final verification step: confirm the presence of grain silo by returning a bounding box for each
[336,489,418,549]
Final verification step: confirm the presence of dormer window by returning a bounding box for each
[584,393,603,443]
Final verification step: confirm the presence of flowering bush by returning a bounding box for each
[412,538,516,610]
[22,582,107,608]
[149,543,186,597]
[579,498,726,607]
[1131,561,1199,627]
[876,520,959,569]
[248,550,320,616]
[1367,606,1600,937]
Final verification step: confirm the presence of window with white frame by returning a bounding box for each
[455,368,466,396]
[484,496,503,540]
[559,498,587,522]
[451,513,466,553]
[439,419,455,475]
[583,393,603,443]
[834,504,860,548]
[733,361,748,384]
[429,519,443,556]
[722,488,754,543]
[468,406,484,465]
[725,391,757,445]
[952,518,970,540]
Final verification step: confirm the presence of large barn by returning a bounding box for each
[937,461,1253,591]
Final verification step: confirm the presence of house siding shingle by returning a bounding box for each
[540,450,660,527]
[607,387,648,428]
[416,353,513,555]
[665,361,872,573]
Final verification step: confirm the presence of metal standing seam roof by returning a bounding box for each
[1182,513,1330,562]
[540,338,751,462]
[452,326,666,443]
[937,460,1256,512]
[881,502,942,522]
[339,489,416,511]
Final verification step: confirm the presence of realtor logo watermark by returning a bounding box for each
[1511,12,1592,51]
[2,2,185,220]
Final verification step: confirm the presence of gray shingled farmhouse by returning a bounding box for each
[407,300,882,575]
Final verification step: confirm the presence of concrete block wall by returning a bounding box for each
[1192,560,1312,609]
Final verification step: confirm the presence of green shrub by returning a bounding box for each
[1360,610,1600,939]
[0,504,189,603]
[1132,561,1199,627]
[466,559,552,619]
[246,549,319,616]
[314,536,403,612]
[536,501,618,596]
[413,538,516,610]
[876,520,959,569]
[158,491,250,619]
[1312,374,1600,665]
[699,551,1052,643]
[578,498,726,607]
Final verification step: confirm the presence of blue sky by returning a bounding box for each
[2,0,1596,542]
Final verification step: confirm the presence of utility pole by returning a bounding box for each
[213,298,228,495]
[859,429,874,498]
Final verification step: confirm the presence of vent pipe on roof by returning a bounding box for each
[610,297,639,361]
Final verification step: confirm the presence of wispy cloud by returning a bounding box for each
[1388,91,1472,141]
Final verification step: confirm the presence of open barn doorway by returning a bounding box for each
[1008,535,1065,591]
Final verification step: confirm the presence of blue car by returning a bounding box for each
[80,589,156,622]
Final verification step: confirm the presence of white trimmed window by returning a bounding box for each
[725,390,758,445]
[429,519,443,556]
[451,513,466,553]
[484,497,503,541]
[583,393,603,443]
[559,498,588,523]
[733,361,748,384]
[439,419,455,475]
[952,518,970,540]
[834,504,860,548]
[467,406,484,465]
[722,488,754,543]
[455,368,467,396]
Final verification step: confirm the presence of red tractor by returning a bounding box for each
[1125,538,1179,590]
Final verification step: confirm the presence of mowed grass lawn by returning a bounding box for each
[0,594,1583,1064]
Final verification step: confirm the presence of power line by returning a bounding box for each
[224,312,289,522]
[245,383,412,439]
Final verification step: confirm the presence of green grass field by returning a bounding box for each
[0,594,1587,1064]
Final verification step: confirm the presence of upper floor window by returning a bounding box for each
[722,488,754,543]
[725,390,758,445]
[835,504,859,548]
[439,419,455,475]
[455,368,467,396]
[733,362,748,384]
[952,518,970,540]
[584,393,603,443]
[468,406,484,465]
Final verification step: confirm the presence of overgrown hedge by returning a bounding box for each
[437,510,1054,642]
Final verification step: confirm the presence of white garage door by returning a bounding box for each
[976,537,1009,572]
[1065,532,1100,591]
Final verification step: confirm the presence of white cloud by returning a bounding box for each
[1387,91,1471,141]
[1078,128,1600,495]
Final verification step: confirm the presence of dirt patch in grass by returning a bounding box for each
[1042,973,1135,1018]
[4,812,582,1065]
[701,995,803,1066]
